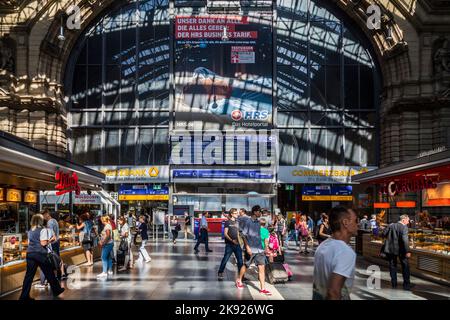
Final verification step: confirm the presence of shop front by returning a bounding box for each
[171,168,276,236]
[353,149,450,285]
[0,132,104,295]
[90,166,170,217]
[277,166,377,220]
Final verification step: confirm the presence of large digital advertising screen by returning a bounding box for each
[174,14,273,131]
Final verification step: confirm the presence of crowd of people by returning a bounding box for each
[18,205,415,300]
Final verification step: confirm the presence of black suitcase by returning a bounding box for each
[117,250,126,267]
[266,262,289,284]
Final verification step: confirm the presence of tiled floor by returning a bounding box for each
[2,238,449,300]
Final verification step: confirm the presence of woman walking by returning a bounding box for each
[298,214,310,254]
[97,216,114,278]
[19,214,64,300]
[76,213,95,266]
[118,217,134,271]
[171,216,180,244]
[317,214,332,245]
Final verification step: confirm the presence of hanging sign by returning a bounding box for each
[6,189,22,202]
[55,170,81,196]
[24,191,38,203]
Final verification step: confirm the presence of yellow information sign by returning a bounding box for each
[119,195,169,201]
[302,195,353,201]
[6,189,22,202]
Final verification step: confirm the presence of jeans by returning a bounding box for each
[194,229,209,251]
[277,231,284,246]
[218,243,243,274]
[172,230,179,241]
[285,230,298,246]
[101,242,114,273]
[20,252,62,300]
[387,254,411,287]
[138,240,151,261]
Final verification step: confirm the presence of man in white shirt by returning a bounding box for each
[313,206,359,300]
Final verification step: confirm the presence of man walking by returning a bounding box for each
[382,214,412,290]
[218,209,243,281]
[313,206,358,300]
[359,215,370,230]
[194,212,212,253]
[184,211,194,240]
[236,205,271,296]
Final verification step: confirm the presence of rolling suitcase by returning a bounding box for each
[266,262,289,284]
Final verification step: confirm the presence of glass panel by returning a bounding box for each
[139,112,169,125]
[86,65,102,108]
[137,128,153,165]
[87,111,103,126]
[121,128,136,165]
[277,112,308,127]
[104,112,121,126]
[310,129,326,165]
[70,113,85,126]
[344,65,359,109]
[71,128,86,164]
[71,65,86,109]
[360,65,375,109]
[104,65,121,109]
[85,129,102,165]
[293,128,309,165]
[344,128,359,166]
[154,128,169,164]
[327,128,344,166]
[360,129,376,166]
[104,129,120,165]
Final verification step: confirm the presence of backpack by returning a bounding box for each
[268,233,279,250]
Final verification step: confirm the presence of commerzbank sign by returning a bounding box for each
[89,166,170,183]
[278,166,377,184]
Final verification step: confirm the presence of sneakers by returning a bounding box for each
[236,280,244,289]
[194,249,199,253]
[206,249,213,252]
[107,270,113,275]
[96,272,107,278]
[218,273,224,281]
[259,289,272,296]
[34,283,48,289]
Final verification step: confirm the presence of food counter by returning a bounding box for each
[362,229,450,285]
[0,227,100,295]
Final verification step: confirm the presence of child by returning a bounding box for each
[266,226,282,263]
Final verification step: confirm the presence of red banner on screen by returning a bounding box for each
[175,15,257,40]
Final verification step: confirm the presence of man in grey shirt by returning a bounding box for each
[236,205,271,296]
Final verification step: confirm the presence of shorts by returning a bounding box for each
[82,240,93,251]
[244,252,267,268]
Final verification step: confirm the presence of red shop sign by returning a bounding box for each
[380,177,437,196]
[55,170,81,196]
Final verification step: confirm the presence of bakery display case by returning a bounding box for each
[59,228,80,250]
[0,233,22,266]
[410,229,450,255]
[363,228,450,285]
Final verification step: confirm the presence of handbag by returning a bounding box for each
[175,223,181,232]
[300,225,309,237]
[119,239,129,252]
[47,251,61,270]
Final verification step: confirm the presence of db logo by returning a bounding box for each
[231,110,243,121]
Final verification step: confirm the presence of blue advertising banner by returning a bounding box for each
[302,185,331,195]
[331,185,353,195]
[119,184,169,195]
[173,169,273,180]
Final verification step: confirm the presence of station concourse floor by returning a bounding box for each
[1,238,449,300]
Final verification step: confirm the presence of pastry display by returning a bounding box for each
[371,228,450,256]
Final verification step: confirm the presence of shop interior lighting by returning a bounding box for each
[396,201,416,208]
[374,202,390,208]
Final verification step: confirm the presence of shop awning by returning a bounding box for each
[0,131,104,191]
[352,149,450,183]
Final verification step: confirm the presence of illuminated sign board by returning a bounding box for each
[6,189,22,202]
